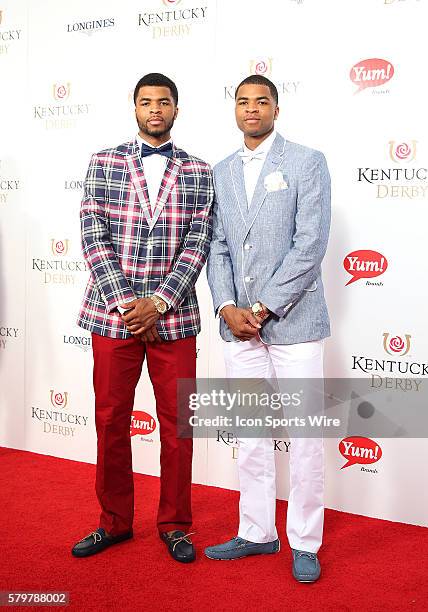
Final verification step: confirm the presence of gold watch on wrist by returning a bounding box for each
[251,301,269,321]
[150,295,168,314]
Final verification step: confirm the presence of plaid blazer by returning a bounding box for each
[77,139,213,340]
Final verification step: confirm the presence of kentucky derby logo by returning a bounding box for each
[356,140,427,200]
[50,390,68,409]
[250,57,273,77]
[383,333,411,357]
[51,239,69,256]
[33,83,90,130]
[0,11,22,52]
[224,58,301,100]
[33,239,87,286]
[32,391,89,438]
[138,1,207,38]
[389,141,417,164]
[53,83,71,101]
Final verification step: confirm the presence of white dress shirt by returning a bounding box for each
[241,130,277,206]
[136,133,171,210]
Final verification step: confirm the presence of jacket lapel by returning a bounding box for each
[150,152,182,231]
[229,154,249,226]
[246,133,286,231]
[125,141,152,222]
[125,141,182,233]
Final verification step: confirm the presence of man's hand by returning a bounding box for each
[220,305,261,341]
[139,325,163,343]
[119,298,159,335]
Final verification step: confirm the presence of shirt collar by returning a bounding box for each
[242,130,277,157]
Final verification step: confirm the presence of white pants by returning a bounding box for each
[223,337,324,553]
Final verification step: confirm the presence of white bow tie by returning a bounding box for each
[238,150,265,165]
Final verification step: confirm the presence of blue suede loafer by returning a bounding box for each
[205,536,280,560]
[291,549,321,582]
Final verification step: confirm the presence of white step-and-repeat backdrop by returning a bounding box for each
[1,0,427,527]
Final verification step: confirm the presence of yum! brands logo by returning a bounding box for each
[357,140,427,200]
[339,437,382,472]
[350,58,394,94]
[383,333,411,357]
[343,250,387,287]
[50,390,68,409]
[130,411,157,438]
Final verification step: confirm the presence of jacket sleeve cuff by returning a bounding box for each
[260,297,293,318]
[216,300,236,319]
[104,289,136,314]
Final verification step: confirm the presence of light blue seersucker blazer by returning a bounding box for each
[207,132,331,345]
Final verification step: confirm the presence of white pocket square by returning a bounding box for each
[264,170,288,192]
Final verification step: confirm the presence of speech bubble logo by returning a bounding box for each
[339,436,382,469]
[343,250,388,286]
[350,58,394,94]
[130,411,156,436]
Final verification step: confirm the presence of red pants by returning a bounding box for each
[92,333,195,536]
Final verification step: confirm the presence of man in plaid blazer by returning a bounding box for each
[72,73,213,563]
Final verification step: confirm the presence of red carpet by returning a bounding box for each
[0,447,427,611]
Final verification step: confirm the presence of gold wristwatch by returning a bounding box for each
[251,301,269,320]
[150,295,168,314]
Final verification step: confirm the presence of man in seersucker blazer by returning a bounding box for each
[72,73,213,563]
[205,74,331,582]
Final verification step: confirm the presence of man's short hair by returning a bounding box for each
[133,73,178,106]
[235,75,278,105]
